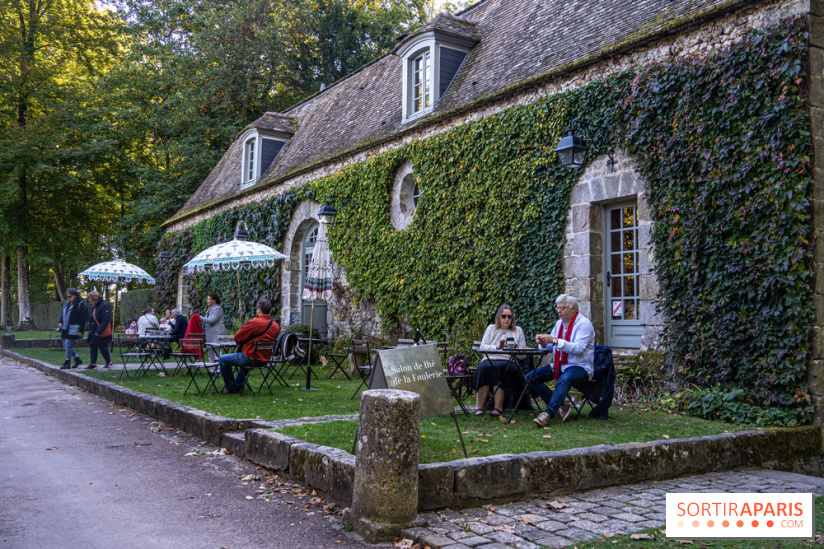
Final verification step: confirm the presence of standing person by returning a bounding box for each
[86,291,114,370]
[58,288,88,370]
[137,307,160,336]
[201,293,225,359]
[217,299,280,393]
[168,308,188,344]
[528,294,595,426]
[473,304,526,417]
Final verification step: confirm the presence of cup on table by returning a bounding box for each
[506,337,515,349]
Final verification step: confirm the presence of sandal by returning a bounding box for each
[474,409,485,416]
[489,408,503,418]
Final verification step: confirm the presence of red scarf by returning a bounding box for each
[552,313,578,380]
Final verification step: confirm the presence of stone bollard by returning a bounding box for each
[343,389,420,542]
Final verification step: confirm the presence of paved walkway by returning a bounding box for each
[400,469,824,549]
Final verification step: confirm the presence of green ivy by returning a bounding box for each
[157,18,813,425]
[620,18,813,426]
[155,191,299,323]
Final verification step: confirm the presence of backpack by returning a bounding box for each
[447,353,469,376]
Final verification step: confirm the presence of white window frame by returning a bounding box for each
[239,129,289,190]
[412,50,431,114]
[398,33,473,122]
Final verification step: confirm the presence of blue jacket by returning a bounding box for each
[59,300,88,340]
[170,315,188,340]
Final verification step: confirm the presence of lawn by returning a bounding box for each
[8,346,753,463]
[3,330,60,340]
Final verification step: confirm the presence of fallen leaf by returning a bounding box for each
[245,496,254,500]
[520,518,537,526]
[479,438,489,443]
[604,533,614,538]
[663,434,670,439]
[493,525,515,533]
[676,541,693,545]
[631,533,652,540]
[479,520,490,525]
[542,434,552,439]
[46,447,58,451]
[546,501,568,510]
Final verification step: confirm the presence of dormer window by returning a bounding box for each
[413,51,432,114]
[394,13,479,122]
[239,130,288,189]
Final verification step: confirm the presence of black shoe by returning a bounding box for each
[85,364,97,370]
[221,387,241,394]
[73,357,83,369]
[60,361,71,370]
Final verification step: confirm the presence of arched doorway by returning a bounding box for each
[301,222,328,338]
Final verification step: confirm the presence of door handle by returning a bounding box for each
[606,271,611,287]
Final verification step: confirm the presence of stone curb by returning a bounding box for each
[4,349,823,512]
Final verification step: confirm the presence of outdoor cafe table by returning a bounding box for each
[479,347,550,423]
[139,332,173,375]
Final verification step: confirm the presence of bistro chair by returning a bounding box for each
[566,344,616,420]
[269,332,300,386]
[349,338,376,399]
[116,335,150,380]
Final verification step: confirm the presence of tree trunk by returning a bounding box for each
[15,246,35,330]
[1,255,11,330]
[53,262,66,302]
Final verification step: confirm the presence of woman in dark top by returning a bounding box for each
[86,291,113,369]
[58,288,88,370]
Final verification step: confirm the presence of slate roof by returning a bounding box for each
[170,0,760,224]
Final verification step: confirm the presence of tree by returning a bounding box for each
[0,0,122,328]
[102,0,427,263]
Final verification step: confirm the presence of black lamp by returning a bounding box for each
[318,201,338,224]
[553,121,616,172]
[553,129,590,169]
[233,221,250,241]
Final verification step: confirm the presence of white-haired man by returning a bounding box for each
[527,294,595,426]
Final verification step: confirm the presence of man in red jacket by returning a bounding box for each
[218,299,280,393]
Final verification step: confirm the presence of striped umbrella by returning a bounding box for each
[301,220,334,390]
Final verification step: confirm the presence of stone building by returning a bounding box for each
[163,0,824,419]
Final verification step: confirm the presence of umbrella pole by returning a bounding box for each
[236,269,242,323]
[306,300,314,390]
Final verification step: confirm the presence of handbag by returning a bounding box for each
[447,353,470,376]
[94,308,112,338]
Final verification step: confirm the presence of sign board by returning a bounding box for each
[612,300,623,318]
[368,344,453,418]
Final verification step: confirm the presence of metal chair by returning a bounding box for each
[349,338,375,399]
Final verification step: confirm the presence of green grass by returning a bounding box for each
[574,496,824,548]
[3,330,61,340]
[8,346,753,463]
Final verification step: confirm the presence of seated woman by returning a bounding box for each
[474,303,525,417]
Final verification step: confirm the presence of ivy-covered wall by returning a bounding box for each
[159,18,813,425]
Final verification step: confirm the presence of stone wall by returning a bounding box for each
[807,0,824,425]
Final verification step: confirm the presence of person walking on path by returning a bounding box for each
[86,291,113,370]
[218,299,279,393]
[528,293,595,426]
[58,288,88,370]
[201,292,225,360]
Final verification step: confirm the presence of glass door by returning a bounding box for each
[605,204,642,348]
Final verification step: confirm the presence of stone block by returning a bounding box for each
[572,278,592,302]
[812,2,824,18]
[418,463,454,511]
[618,173,635,198]
[570,182,591,205]
[163,404,192,432]
[572,205,590,232]
[202,414,242,446]
[602,174,620,199]
[327,453,356,507]
[812,326,824,360]
[0,334,14,348]
[221,432,246,457]
[638,276,660,301]
[245,429,298,472]
[807,359,824,396]
[571,232,590,257]
[640,325,663,351]
[453,455,526,503]
[589,180,606,203]
[301,445,348,493]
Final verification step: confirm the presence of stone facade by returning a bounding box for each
[563,150,662,352]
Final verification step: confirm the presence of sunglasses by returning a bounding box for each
[501,314,513,319]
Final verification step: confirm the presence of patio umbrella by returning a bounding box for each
[79,260,156,284]
[79,260,156,327]
[301,220,334,390]
[184,236,287,321]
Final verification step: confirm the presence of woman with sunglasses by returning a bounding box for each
[474,303,525,417]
